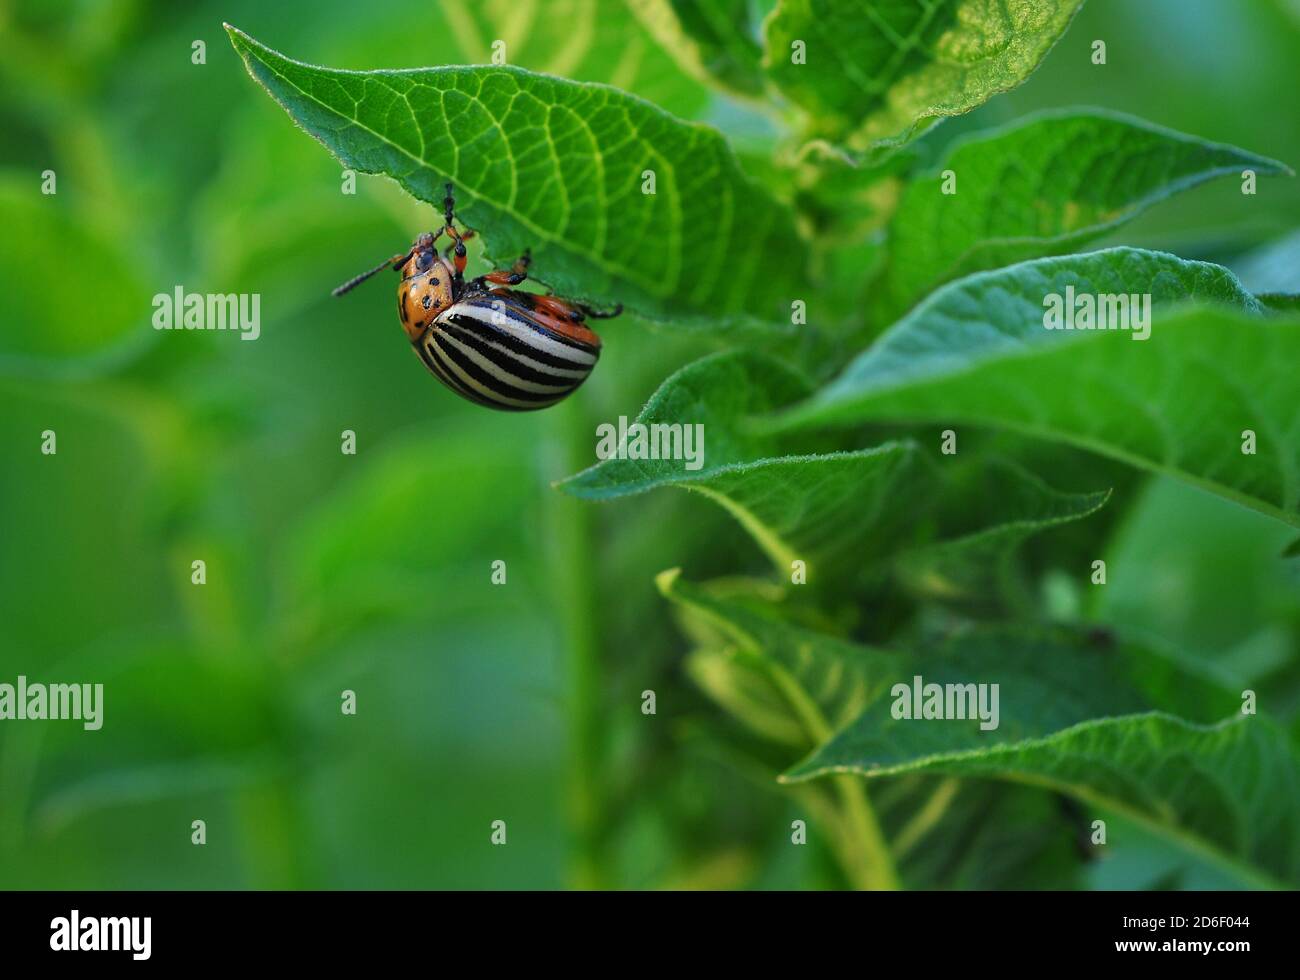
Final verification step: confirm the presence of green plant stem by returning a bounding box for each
[893,777,961,858]
[831,774,900,890]
[766,663,900,889]
[544,398,608,889]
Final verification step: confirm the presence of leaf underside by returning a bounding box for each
[226,25,803,329]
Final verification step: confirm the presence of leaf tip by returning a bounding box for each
[655,567,683,598]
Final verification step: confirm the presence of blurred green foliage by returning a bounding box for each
[1,0,1298,890]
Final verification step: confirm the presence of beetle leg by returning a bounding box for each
[577,301,623,320]
[442,182,457,228]
[530,293,588,323]
[480,249,532,287]
[533,293,622,321]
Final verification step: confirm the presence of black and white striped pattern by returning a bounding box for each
[414,296,600,411]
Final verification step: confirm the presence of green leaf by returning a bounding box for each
[225,25,803,329]
[660,570,898,742]
[776,250,1300,527]
[873,109,1292,323]
[662,575,1299,887]
[896,459,1110,607]
[558,349,903,579]
[558,350,813,501]
[792,711,1300,889]
[563,351,1108,590]
[1258,292,1300,314]
[763,0,1084,150]
[795,140,918,245]
[444,0,714,119]
[626,0,767,98]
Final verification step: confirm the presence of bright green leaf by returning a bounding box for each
[225,25,803,328]
[763,0,1084,150]
[873,109,1291,323]
[776,251,1300,527]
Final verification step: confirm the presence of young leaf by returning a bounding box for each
[873,109,1292,323]
[661,570,900,738]
[776,251,1300,528]
[626,0,767,98]
[763,0,1084,150]
[225,25,802,328]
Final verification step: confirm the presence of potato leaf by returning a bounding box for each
[225,25,802,328]
[562,351,1107,587]
[662,574,1299,888]
[776,251,1300,528]
[792,711,1300,889]
[873,109,1292,323]
[763,0,1084,149]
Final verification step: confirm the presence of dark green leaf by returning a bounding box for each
[896,459,1110,607]
[792,711,1300,889]
[662,574,1298,887]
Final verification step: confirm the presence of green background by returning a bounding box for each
[0,0,1297,889]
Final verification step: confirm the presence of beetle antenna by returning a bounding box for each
[332,250,413,297]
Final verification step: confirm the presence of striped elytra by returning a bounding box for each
[330,186,619,411]
[415,294,601,411]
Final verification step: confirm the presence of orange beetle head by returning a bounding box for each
[395,233,457,340]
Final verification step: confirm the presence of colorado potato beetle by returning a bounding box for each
[332,183,620,411]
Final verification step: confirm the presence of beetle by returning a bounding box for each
[332,183,620,411]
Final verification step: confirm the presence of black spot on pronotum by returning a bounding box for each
[423,295,432,310]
